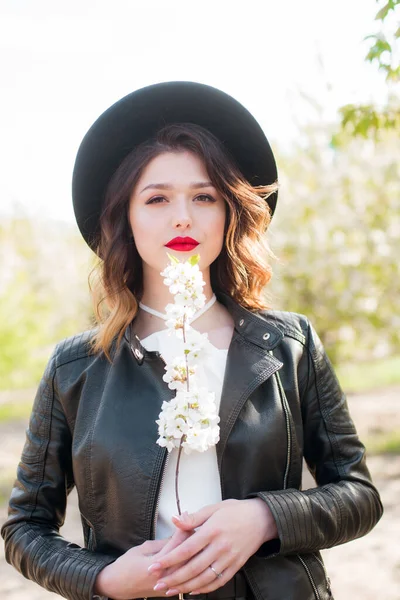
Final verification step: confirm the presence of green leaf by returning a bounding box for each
[376,38,392,53]
[188,254,200,266]
[167,252,180,264]
[386,65,400,81]
[366,37,392,64]
[375,2,392,21]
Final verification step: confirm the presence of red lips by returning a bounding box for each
[165,237,199,251]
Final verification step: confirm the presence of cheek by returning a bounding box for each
[129,212,148,257]
[210,209,226,242]
[130,209,154,239]
[203,211,226,259]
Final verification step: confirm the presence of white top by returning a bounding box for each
[140,328,228,539]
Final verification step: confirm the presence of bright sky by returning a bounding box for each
[0,0,389,224]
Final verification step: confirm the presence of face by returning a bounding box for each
[129,150,226,278]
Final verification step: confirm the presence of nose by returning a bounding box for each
[171,199,192,230]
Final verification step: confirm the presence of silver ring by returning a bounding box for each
[209,565,223,579]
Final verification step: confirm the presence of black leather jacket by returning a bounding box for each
[1,293,383,600]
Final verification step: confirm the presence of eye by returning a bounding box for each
[146,196,166,204]
[194,194,216,202]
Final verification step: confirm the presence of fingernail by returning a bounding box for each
[166,589,179,596]
[153,583,167,591]
[148,562,162,572]
[172,511,188,521]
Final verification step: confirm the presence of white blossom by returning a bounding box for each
[162,357,197,391]
[184,423,220,454]
[156,388,220,454]
[156,254,220,456]
[161,258,206,316]
[165,303,187,319]
[183,328,213,365]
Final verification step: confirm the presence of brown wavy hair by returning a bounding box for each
[89,123,278,359]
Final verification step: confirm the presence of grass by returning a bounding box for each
[336,355,400,394]
[0,400,33,423]
[365,430,400,455]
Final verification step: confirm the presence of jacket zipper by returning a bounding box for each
[269,352,291,490]
[297,555,321,600]
[270,352,325,600]
[217,457,224,500]
[241,352,294,600]
[151,450,170,539]
[273,353,323,600]
[129,344,169,540]
[314,553,333,597]
[87,526,94,551]
[144,349,172,541]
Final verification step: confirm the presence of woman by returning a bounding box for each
[1,82,383,600]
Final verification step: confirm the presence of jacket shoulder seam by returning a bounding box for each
[54,331,97,368]
[304,319,348,478]
[26,358,58,519]
[55,351,93,369]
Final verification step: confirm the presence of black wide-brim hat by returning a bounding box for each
[72,81,278,251]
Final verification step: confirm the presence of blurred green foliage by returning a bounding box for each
[0,217,93,389]
[0,399,34,422]
[335,0,400,143]
[365,0,400,83]
[336,355,400,393]
[266,123,399,366]
[333,95,400,146]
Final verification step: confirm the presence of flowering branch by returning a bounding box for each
[155,254,220,516]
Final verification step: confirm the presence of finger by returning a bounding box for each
[158,529,192,556]
[171,504,218,530]
[172,518,196,532]
[150,528,211,571]
[148,529,193,574]
[152,558,193,593]
[168,563,236,596]
[140,538,171,556]
[154,544,218,588]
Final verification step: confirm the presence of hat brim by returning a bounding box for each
[72,81,278,251]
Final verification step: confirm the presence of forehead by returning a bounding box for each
[138,150,210,184]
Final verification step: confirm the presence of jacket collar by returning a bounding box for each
[216,292,284,350]
[125,291,284,365]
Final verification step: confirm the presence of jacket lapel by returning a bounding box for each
[216,330,283,470]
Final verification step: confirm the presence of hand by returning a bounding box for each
[147,498,278,596]
[94,528,193,599]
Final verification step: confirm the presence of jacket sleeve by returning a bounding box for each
[249,317,383,557]
[1,346,116,600]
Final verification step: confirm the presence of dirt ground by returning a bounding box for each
[0,386,399,600]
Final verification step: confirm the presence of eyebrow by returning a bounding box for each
[140,181,214,194]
